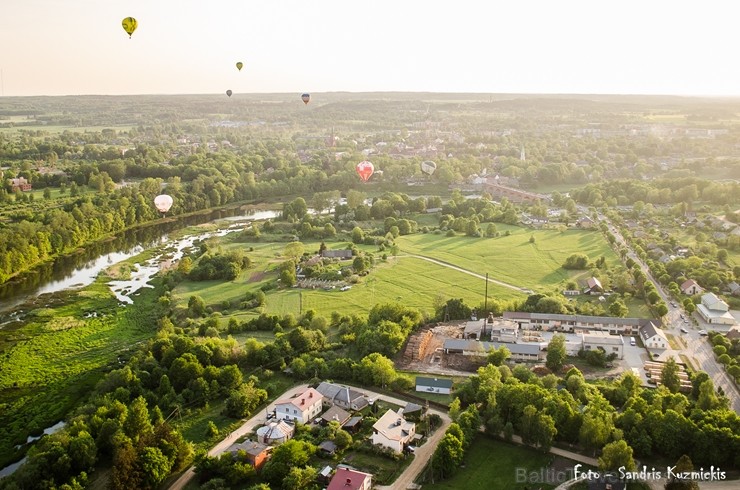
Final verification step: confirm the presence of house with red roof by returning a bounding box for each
[327,467,373,490]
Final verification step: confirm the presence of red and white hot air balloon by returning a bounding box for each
[355,161,374,182]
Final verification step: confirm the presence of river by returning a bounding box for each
[0,206,283,319]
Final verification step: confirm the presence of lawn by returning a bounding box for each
[421,436,574,490]
[343,449,413,485]
[396,227,620,292]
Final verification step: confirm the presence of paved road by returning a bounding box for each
[599,214,740,413]
[400,254,528,293]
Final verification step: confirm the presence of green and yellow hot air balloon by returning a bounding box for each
[236,62,244,71]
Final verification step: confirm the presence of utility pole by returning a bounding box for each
[484,272,489,314]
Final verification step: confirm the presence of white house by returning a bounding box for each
[680,279,704,296]
[275,387,323,424]
[415,377,453,395]
[371,409,416,453]
[697,293,735,325]
[639,323,668,350]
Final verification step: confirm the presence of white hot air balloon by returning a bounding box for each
[154,194,174,215]
[421,160,437,176]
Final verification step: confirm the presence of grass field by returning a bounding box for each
[396,228,620,292]
[422,436,572,490]
[171,234,529,321]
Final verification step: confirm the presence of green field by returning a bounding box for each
[396,228,620,292]
[0,278,162,467]
[422,436,571,490]
[170,226,620,322]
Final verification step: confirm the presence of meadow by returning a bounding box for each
[170,232,528,322]
[395,227,621,292]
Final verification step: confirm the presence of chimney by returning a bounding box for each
[345,478,352,486]
[396,418,402,426]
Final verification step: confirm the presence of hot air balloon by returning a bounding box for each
[236,62,243,71]
[122,17,138,38]
[226,90,233,97]
[154,194,173,215]
[355,161,374,182]
[421,161,437,176]
[301,93,310,105]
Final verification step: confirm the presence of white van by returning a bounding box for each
[630,337,636,346]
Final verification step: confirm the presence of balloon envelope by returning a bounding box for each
[154,195,173,214]
[122,17,137,38]
[421,161,437,175]
[355,161,374,182]
[226,90,233,97]
[236,62,243,71]
[301,93,310,105]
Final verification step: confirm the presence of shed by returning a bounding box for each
[415,376,453,395]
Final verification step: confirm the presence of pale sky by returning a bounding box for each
[1,0,739,97]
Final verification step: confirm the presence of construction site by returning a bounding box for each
[397,320,547,375]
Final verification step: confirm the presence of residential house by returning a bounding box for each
[727,281,740,297]
[316,382,369,411]
[680,279,704,296]
[640,323,668,350]
[327,467,373,490]
[371,409,416,453]
[9,177,32,192]
[581,332,624,360]
[584,277,604,294]
[321,405,351,426]
[415,377,453,395]
[224,440,271,470]
[256,420,294,445]
[275,387,323,424]
[697,293,736,325]
[576,216,596,229]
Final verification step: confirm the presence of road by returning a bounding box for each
[599,213,740,413]
[168,384,451,490]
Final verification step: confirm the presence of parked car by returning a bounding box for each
[680,327,688,334]
[698,330,708,336]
